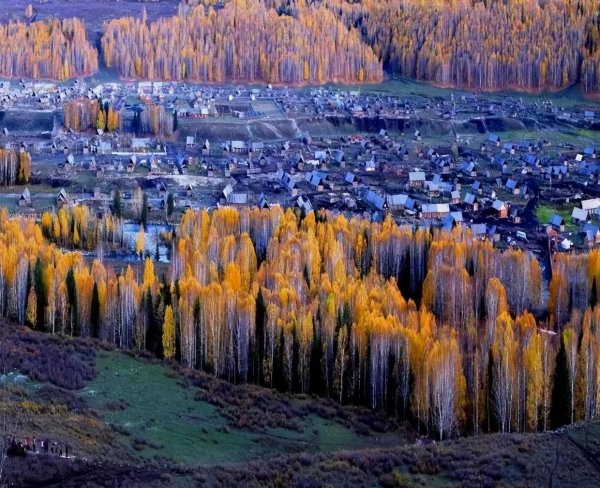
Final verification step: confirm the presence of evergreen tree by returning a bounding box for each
[161,273,171,306]
[254,287,266,384]
[550,336,571,429]
[141,191,148,228]
[193,296,201,369]
[66,267,79,336]
[132,110,141,135]
[303,265,310,288]
[145,289,161,356]
[310,333,323,395]
[590,277,598,309]
[112,189,123,219]
[90,282,100,338]
[273,329,285,391]
[291,326,300,392]
[172,110,178,131]
[153,294,164,358]
[166,192,175,221]
[34,258,47,330]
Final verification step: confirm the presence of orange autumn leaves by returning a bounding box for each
[2,0,600,93]
[101,0,382,84]
[0,18,97,80]
[0,207,599,438]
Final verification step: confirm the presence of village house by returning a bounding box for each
[420,203,450,219]
[488,134,501,147]
[510,207,522,224]
[581,223,600,247]
[492,199,508,219]
[296,195,313,214]
[450,190,461,204]
[408,171,426,188]
[386,194,410,210]
[463,192,479,212]
[581,198,600,220]
[229,140,247,154]
[470,223,487,239]
[572,207,588,224]
[344,172,359,188]
[56,188,70,208]
[18,188,31,207]
[505,178,520,195]
[363,189,386,211]
[226,192,249,207]
[549,214,565,232]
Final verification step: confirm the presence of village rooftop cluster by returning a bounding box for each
[0,78,599,258]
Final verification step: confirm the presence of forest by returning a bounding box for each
[310,0,600,92]
[0,18,97,80]
[1,0,600,92]
[101,0,383,84]
[1,206,598,439]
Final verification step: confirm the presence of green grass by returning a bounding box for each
[535,202,577,232]
[81,352,362,466]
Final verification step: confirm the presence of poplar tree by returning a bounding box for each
[162,305,176,360]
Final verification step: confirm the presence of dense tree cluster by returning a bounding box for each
[0,148,30,186]
[582,9,600,93]
[297,0,600,92]
[40,205,123,252]
[0,18,97,80]
[64,99,120,132]
[1,207,599,438]
[96,103,120,133]
[101,0,383,84]
[141,103,173,136]
[2,1,600,92]
[63,99,101,132]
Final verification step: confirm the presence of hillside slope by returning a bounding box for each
[1,325,599,487]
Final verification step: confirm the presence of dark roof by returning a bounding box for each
[364,190,385,210]
[471,223,487,235]
[464,193,477,205]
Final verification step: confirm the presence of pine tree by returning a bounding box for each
[90,282,100,338]
[166,192,175,221]
[172,110,178,131]
[66,267,79,336]
[112,189,123,218]
[34,258,47,331]
[141,192,148,228]
[550,336,571,429]
[145,289,162,356]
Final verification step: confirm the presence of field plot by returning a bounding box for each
[81,352,366,466]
